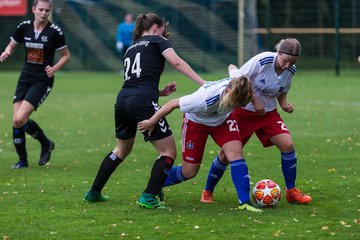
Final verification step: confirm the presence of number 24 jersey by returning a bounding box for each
[120,35,172,99]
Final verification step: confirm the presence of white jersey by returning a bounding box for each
[179,78,232,127]
[229,51,296,112]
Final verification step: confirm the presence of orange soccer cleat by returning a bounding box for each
[200,190,214,203]
[286,188,312,204]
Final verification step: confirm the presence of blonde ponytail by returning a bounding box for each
[219,76,253,110]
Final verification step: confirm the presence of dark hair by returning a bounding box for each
[33,0,52,7]
[133,13,171,41]
[275,38,301,56]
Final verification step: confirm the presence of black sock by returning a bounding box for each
[91,152,123,192]
[13,127,27,162]
[24,119,48,146]
[144,156,174,195]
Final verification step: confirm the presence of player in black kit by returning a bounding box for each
[84,13,204,208]
[0,0,71,169]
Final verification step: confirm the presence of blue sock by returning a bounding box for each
[281,151,297,189]
[230,159,250,204]
[204,156,228,192]
[163,166,186,187]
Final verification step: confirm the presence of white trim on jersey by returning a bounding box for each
[56,44,67,51]
[10,37,20,45]
[162,47,173,55]
[179,78,232,127]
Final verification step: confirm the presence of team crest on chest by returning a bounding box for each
[41,36,48,42]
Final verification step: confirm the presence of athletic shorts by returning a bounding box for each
[231,108,290,147]
[13,75,54,110]
[114,95,172,141]
[181,115,242,164]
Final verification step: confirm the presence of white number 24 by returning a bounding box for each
[124,52,142,80]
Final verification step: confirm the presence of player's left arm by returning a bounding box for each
[45,46,71,78]
[163,49,205,86]
[277,92,294,113]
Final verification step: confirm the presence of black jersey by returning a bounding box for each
[118,35,172,99]
[11,20,67,79]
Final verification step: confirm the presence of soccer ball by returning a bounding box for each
[252,179,281,208]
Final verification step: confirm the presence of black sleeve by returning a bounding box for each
[158,36,172,53]
[11,22,26,44]
[53,26,67,49]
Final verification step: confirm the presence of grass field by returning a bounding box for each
[0,69,359,240]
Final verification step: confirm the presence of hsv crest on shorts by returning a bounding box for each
[186,141,194,149]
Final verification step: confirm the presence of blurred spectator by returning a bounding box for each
[116,13,135,56]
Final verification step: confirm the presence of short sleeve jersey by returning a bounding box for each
[11,20,67,79]
[119,35,172,99]
[179,78,232,127]
[229,51,296,112]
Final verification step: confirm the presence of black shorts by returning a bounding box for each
[13,75,54,110]
[114,95,172,141]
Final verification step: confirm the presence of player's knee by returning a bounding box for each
[218,150,229,164]
[181,165,200,179]
[182,170,197,179]
[224,150,244,161]
[13,116,27,128]
[280,141,294,152]
[112,148,129,160]
[160,150,176,160]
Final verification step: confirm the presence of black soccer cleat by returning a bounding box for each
[12,160,29,169]
[39,140,55,166]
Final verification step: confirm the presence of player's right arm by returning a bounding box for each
[137,98,180,134]
[163,49,205,86]
[0,40,17,62]
[252,95,265,115]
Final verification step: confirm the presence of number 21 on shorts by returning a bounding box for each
[277,121,288,131]
[226,119,239,132]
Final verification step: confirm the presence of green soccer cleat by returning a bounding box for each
[238,202,263,213]
[137,192,165,209]
[84,189,109,203]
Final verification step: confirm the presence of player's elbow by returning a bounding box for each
[228,64,237,72]
[65,52,71,63]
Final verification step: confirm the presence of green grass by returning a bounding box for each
[0,69,359,240]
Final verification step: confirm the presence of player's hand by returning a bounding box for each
[116,41,124,51]
[251,96,265,115]
[160,81,176,96]
[282,103,294,113]
[0,50,11,62]
[137,120,155,136]
[45,65,55,78]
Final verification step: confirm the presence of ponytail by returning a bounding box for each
[133,13,171,41]
[219,76,253,110]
